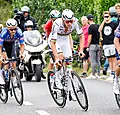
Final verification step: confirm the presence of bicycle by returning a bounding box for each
[0,57,24,105]
[47,52,89,111]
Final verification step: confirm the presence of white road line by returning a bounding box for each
[36,110,50,115]
[23,101,33,105]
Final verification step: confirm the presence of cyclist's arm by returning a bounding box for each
[69,34,73,50]
[49,22,59,61]
[114,37,120,54]
[20,43,24,55]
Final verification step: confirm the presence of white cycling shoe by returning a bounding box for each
[70,91,76,101]
[0,76,5,85]
[113,84,120,94]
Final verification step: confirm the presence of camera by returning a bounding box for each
[14,8,23,20]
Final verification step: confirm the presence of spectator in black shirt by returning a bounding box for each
[99,11,118,93]
[86,14,101,79]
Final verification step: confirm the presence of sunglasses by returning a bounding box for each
[104,16,109,18]
[65,20,73,24]
[26,26,33,28]
[9,28,17,31]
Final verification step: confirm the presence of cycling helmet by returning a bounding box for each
[21,6,30,13]
[24,20,33,27]
[109,6,117,17]
[62,9,74,20]
[50,10,61,18]
[6,19,17,27]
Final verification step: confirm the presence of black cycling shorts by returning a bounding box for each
[3,41,18,58]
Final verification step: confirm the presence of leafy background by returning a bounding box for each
[1,0,120,35]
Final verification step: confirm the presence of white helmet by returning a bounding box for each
[24,20,33,27]
[21,6,30,13]
[50,10,61,18]
[6,19,17,27]
[62,9,74,20]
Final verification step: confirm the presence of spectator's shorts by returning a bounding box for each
[103,44,116,58]
[83,47,89,60]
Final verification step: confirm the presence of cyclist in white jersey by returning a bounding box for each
[49,9,84,62]
[49,9,84,100]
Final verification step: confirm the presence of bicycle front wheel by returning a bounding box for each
[11,69,24,105]
[0,84,8,103]
[47,71,67,108]
[115,93,120,108]
[71,71,88,111]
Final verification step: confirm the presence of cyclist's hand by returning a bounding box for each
[55,60,62,67]
[19,53,25,60]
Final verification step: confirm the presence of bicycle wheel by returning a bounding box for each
[0,84,8,103]
[71,71,88,111]
[115,93,120,108]
[47,71,67,108]
[11,69,23,105]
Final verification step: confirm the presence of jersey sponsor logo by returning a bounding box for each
[104,26,112,36]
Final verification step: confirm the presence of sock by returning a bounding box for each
[111,71,115,78]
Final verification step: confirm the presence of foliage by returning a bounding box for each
[0,0,12,25]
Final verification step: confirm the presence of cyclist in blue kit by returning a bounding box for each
[0,18,24,84]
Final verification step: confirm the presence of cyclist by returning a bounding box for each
[0,18,24,84]
[44,10,61,70]
[113,3,120,94]
[14,6,38,32]
[49,9,84,100]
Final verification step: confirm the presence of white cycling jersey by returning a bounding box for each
[49,17,83,57]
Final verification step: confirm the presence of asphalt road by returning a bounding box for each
[0,77,120,115]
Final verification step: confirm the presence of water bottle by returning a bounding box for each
[50,73,54,83]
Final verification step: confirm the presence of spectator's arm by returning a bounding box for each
[98,21,105,33]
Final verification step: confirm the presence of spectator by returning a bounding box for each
[14,6,38,32]
[86,14,101,79]
[81,16,90,77]
[98,11,118,81]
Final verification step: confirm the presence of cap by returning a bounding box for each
[87,14,94,20]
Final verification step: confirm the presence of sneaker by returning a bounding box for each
[113,84,120,94]
[55,77,63,90]
[103,69,107,75]
[69,91,76,101]
[86,74,96,79]
[81,72,87,77]
[0,76,5,85]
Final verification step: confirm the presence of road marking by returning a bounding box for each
[23,101,33,105]
[36,110,50,115]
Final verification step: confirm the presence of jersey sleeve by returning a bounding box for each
[49,21,59,41]
[74,18,83,35]
[0,28,7,46]
[17,28,24,44]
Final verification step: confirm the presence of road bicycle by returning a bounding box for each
[0,57,24,105]
[47,52,88,111]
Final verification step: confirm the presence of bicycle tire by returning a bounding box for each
[11,69,24,105]
[0,84,8,103]
[47,71,66,108]
[115,94,120,108]
[71,71,88,111]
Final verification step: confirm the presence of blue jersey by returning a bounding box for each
[0,27,24,46]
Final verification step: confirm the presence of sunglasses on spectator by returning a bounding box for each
[9,28,17,31]
[104,16,109,18]
[65,20,73,24]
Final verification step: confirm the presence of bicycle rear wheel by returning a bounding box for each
[115,93,120,108]
[47,71,67,108]
[11,69,23,105]
[71,71,88,111]
[0,84,8,103]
